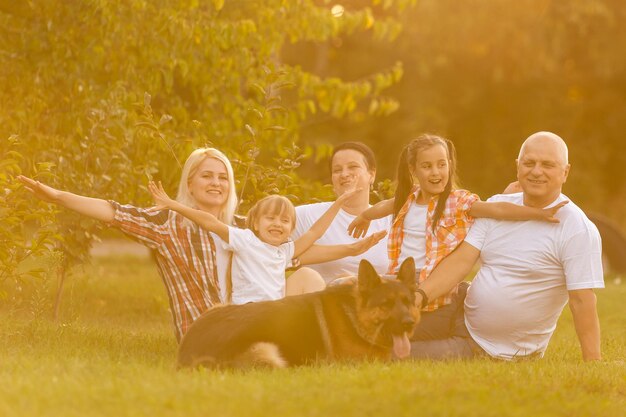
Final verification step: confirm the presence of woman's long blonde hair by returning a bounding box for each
[176,148,237,225]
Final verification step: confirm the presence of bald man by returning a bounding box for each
[410,132,604,361]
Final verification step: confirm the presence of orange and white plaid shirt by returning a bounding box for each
[109,201,222,341]
[387,187,479,311]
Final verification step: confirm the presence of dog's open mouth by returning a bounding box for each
[392,332,411,358]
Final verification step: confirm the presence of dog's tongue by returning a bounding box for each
[392,332,411,359]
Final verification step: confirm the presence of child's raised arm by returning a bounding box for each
[347,197,394,238]
[292,186,362,257]
[468,200,568,223]
[148,181,230,242]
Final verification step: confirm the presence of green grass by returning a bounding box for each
[1,256,625,417]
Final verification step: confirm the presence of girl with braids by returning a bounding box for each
[348,134,567,341]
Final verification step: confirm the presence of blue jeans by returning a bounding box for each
[410,336,482,359]
[409,282,486,360]
[411,281,469,341]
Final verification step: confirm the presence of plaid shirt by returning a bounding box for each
[109,201,222,341]
[387,187,479,311]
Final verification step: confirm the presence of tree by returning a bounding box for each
[287,0,626,229]
[0,0,415,310]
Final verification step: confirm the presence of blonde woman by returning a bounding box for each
[20,148,241,341]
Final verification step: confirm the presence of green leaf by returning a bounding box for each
[0,159,19,171]
[266,105,287,113]
[245,124,256,138]
[212,0,225,11]
[250,83,266,97]
[248,108,264,119]
[159,114,173,125]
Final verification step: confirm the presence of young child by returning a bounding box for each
[348,134,566,339]
[149,181,386,305]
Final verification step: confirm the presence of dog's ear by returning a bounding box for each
[357,259,382,293]
[396,257,416,290]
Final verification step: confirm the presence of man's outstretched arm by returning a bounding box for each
[568,289,602,361]
[416,242,480,306]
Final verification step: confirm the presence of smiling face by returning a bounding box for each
[331,149,374,198]
[188,157,230,212]
[411,144,450,203]
[516,133,570,208]
[254,210,295,246]
[247,195,296,247]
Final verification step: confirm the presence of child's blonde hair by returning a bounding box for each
[245,195,296,238]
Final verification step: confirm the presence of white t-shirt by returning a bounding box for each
[222,227,295,305]
[464,193,604,360]
[398,201,427,271]
[293,202,391,282]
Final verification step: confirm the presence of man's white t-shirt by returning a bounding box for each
[293,202,391,282]
[463,193,604,360]
[398,201,427,271]
[223,227,294,305]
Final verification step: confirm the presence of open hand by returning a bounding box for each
[347,214,371,239]
[348,230,387,256]
[542,200,569,223]
[147,181,176,211]
[17,175,61,203]
[335,175,363,205]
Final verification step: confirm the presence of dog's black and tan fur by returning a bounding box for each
[177,258,419,369]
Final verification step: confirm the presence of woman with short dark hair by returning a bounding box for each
[292,142,391,282]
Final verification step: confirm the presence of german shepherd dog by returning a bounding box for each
[177,258,419,369]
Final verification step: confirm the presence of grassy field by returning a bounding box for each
[1,255,624,417]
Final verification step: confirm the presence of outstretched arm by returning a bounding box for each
[414,242,480,307]
[568,289,602,361]
[148,181,229,242]
[18,175,115,222]
[293,187,362,257]
[348,198,394,238]
[468,200,568,223]
[298,230,387,265]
